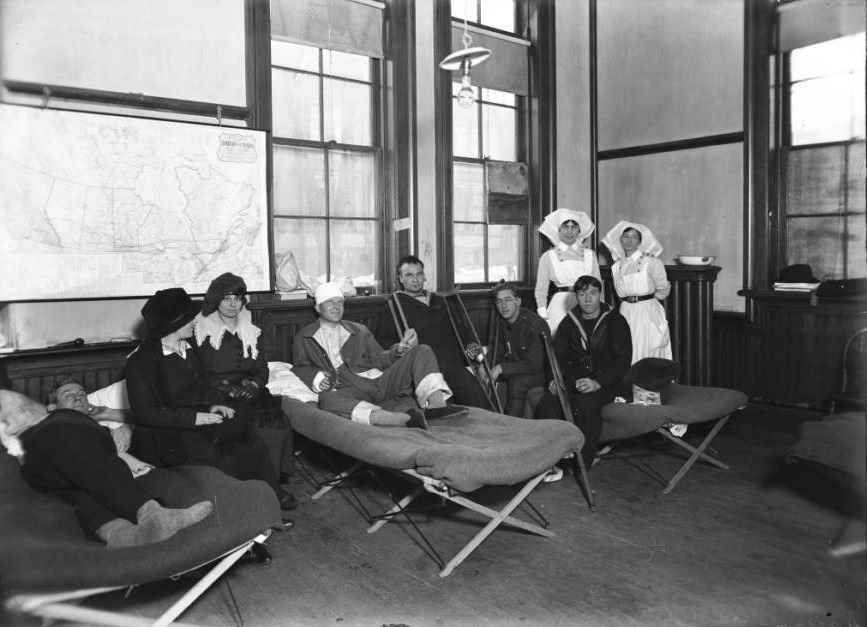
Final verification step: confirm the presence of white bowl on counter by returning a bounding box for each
[675,255,716,266]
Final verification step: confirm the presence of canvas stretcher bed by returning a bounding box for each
[527,382,748,494]
[597,383,748,493]
[0,454,283,627]
[281,397,586,577]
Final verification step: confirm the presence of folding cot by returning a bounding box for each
[526,382,747,494]
[597,383,748,493]
[0,453,283,627]
[281,397,587,577]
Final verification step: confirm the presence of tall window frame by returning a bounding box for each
[269,40,385,291]
[773,31,865,282]
[443,0,537,288]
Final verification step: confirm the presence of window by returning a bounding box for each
[452,86,525,284]
[271,40,381,290]
[779,32,865,280]
[449,0,529,285]
[452,0,516,33]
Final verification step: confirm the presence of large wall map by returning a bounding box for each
[0,104,269,300]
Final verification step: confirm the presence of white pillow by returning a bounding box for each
[87,380,130,410]
[266,361,318,403]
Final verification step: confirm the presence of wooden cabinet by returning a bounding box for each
[714,292,867,409]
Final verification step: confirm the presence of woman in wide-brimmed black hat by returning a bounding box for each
[125,287,297,520]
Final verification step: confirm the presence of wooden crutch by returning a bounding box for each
[443,291,504,414]
[541,331,595,510]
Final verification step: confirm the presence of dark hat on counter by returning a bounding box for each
[203,272,247,316]
[141,288,202,338]
[779,264,819,283]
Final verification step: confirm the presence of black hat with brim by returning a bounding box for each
[141,288,203,338]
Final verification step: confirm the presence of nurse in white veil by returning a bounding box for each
[534,208,602,334]
[601,220,672,363]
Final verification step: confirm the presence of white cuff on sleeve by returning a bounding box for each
[312,371,326,391]
[415,373,453,408]
[350,401,377,425]
[537,307,548,319]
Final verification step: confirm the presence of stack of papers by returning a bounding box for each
[277,289,309,301]
[773,282,821,292]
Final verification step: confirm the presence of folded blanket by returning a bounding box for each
[282,398,584,493]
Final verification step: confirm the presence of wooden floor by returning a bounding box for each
[4,404,865,627]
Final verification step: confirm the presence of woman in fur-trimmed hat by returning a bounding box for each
[196,273,265,403]
[194,273,298,510]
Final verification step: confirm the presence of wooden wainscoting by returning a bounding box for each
[0,342,135,402]
[1,271,724,401]
[713,291,867,409]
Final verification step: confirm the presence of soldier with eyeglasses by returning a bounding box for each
[481,282,550,417]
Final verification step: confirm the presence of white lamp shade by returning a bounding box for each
[438,46,492,71]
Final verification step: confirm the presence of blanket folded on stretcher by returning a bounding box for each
[0,455,282,594]
[600,383,748,442]
[282,398,584,493]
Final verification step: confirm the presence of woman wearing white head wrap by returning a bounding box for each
[601,220,672,363]
[534,208,602,333]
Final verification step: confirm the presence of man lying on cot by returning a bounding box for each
[291,282,455,428]
[0,385,213,549]
[47,376,155,477]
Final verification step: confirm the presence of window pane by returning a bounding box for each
[480,0,515,32]
[273,145,325,216]
[324,78,372,145]
[846,215,867,279]
[330,219,378,287]
[453,162,485,221]
[452,1,478,22]
[274,217,326,280]
[481,88,516,106]
[329,150,377,218]
[482,103,517,160]
[272,68,320,140]
[790,34,864,82]
[791,74,864,144]
[786,216,845,279]
[786,145,845,215]
[271,40,319,72]
[488,225,524,281]
[454,223,486,283]
[452,86,479,158]
[323,49,370,81]
[847,142,866,213]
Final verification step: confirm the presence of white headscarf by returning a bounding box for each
[538,208,595,247]
[601,220,664,261]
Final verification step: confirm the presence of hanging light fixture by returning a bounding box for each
[439,10,491,108]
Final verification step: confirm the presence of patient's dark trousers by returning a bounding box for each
[19,409,154,537]
[534,387,616,468]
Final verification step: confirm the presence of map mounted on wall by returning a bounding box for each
[0,104,270,301]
